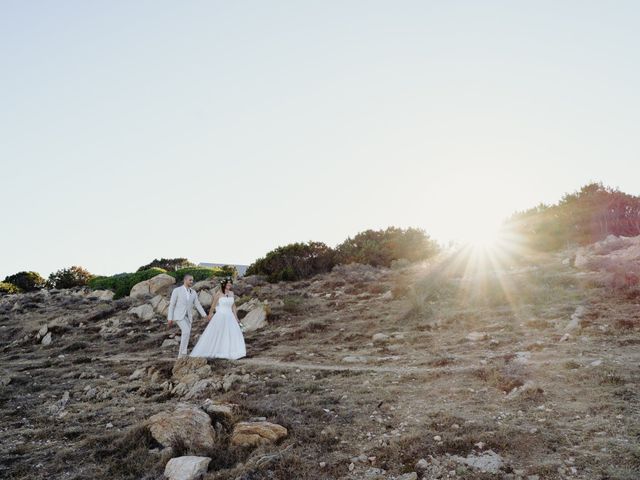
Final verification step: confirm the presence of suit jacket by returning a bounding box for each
[168,286,207,322]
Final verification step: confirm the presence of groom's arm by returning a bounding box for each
[167,288,178,324]
[194,294,207,318]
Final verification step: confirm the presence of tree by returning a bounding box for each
[136,258,194,272]
[336,227,439,267]
[47,266,94,289]
[247,242,337,282]
[507,183,640,251]
[3,271,46,292]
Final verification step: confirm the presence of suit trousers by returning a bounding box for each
[176,315,191,356]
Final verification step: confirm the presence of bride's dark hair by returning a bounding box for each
[220,278,233,292]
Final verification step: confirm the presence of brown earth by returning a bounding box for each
[0,252,639,480]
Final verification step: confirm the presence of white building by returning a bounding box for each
[198,262,249,277]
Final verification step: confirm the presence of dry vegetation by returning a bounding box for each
[0,250,639,480]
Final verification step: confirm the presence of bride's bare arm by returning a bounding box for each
[208,292,220,317]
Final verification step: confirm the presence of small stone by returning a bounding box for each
[416,458,429,470]
[319,461,326,468]
[397,473,418,480]
[41,332,52,346]
[433,435,442,441]
[129,368,146,381]
[348,462,355,471]
[466,331,487,341]
[164,456,211,480]
[106,422,113,429]
[38,325,48,337]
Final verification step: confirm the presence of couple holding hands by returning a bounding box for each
[167,275,246,360]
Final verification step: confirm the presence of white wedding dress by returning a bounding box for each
[190,296,246,360]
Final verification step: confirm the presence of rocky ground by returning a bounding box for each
[1,243,639,480]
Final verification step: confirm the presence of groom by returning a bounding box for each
[167,274,208,357]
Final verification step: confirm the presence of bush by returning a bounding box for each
[0,282,21,294]
[88,266,231,299]
[136,258,195,272]
[336,227,439,267]
[168,266,234,283]
[3,271,46,292]
[507,183,640,251]
[47,266,94,289]
[88,268,167,299]
[246,241,337,282]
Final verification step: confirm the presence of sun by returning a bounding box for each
[467,224,504,251]
[459,221,506,252]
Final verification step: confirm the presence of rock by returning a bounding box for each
[129,367,146,381]
[565,306,585,331]
[342,355,369,363]
[162,338,179,348]
[198,290,214,309]
[150,295,169,316]
[130,273,176,298]
[148,404,216,452]
[230,421,288,447]
[372,333,389,345]
[41,332,52,346]
[87,289,115,301]
[237,299,268,332]
[184,379,211,400]
[0,372,12,387]
[202,400,236,422]
[222,373,245,392]
[38,325,48,337]
[416,458,429,470]
[466,331,488,342]
[164,456,211,480]
[451,450,503,474]
[397,473,418,480]
[590,359,603,367]
[433,435,442,441]
[129,303,155,321]
[172,357,211,383]
[48,391,70,416]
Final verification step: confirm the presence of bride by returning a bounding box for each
[190,278,246,360]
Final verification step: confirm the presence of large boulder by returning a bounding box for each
[130,274,175,298]
[164,456,211,480]
[230,421,287,447]
[128,303,155,320]
[198,290,214,309]
[237,299,268,332]
[147,404,216,452]
[150,295,169,316]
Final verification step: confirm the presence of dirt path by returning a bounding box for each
[105,352,475,375]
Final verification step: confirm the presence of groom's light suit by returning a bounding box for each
[168,285,207,356]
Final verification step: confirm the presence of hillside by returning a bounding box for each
[1,242,639,480]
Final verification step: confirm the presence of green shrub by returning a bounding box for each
[47,266,94,289]
[88,268,167,299]
[507,183,640,251]
[136,258,195,272]
[3,271,46,292]
[88,266,231,299]
[168,266,233,283]
[0,282,21,294]
[336,227,439,267]
[246,241,337,282]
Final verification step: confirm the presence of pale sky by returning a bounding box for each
[1,1,639,279]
